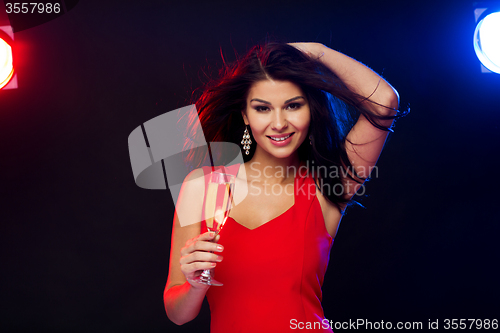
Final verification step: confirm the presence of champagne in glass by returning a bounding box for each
[192,172,235,286]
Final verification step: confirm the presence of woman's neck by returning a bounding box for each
[244,147,302,184]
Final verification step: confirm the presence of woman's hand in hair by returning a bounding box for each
[288,42,325,60]
[179,231,224,288]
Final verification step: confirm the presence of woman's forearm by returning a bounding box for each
[294,42,400,114]
[164,282,209,325]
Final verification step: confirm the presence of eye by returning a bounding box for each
[254,105,270,112]
[286,103,301,110]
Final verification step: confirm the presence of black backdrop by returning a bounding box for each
[1,0,499,332]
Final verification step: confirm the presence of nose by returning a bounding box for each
[271,109,288,131]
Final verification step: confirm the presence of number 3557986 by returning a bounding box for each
[5,3,61,14]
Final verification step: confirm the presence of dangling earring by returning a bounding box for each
[309,135,313,145]
[241,126,252,155]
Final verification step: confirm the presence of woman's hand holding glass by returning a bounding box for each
[180,231,224,288]
[182,171,235,287]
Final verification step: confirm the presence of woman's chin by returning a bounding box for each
[258,147,297,160]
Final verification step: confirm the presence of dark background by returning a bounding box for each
[1,0,499,332]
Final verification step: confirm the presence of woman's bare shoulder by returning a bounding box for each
[184,167,205,181]
[174,168,206,227]
[180,168,207,192]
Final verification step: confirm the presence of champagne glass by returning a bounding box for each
[191,172,235,286]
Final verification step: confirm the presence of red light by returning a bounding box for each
[0,24,15,90]
[0,36,14,89]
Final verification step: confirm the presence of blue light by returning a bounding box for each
[474,11,500,74]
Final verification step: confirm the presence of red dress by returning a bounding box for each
[201,164,334,332]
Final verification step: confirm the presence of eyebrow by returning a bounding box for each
[250,96,305,105]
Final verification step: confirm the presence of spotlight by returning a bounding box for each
[474,5,500,74]
[0,24,16,90]
[0,25,14,89]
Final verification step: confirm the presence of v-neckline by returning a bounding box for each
[227,164,297,231]
[227,203,295,231]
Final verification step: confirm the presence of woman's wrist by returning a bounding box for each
[312,42,327,57]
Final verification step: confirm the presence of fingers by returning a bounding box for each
[179,251,223,266]
[181,232,223,256]
[199,231,217,241]
[288,42,308,49]
[288,42,323,60]
[183,231,215,248]
[179,231,224,281]
[182,260,217,275]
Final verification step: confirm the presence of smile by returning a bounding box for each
[267,133,294,141]
[266,133,295,147]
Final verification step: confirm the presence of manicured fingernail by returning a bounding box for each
[217,245,224,251]
[211,263,216,267]
[209,232,215,237]
[216,255,223,262]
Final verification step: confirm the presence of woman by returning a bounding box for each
[164,42,402,332]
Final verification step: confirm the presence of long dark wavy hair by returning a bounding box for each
[184,43,403,207]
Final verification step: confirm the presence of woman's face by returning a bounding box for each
[242,80,311,160]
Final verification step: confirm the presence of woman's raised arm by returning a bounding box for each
[290,42,400,199]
